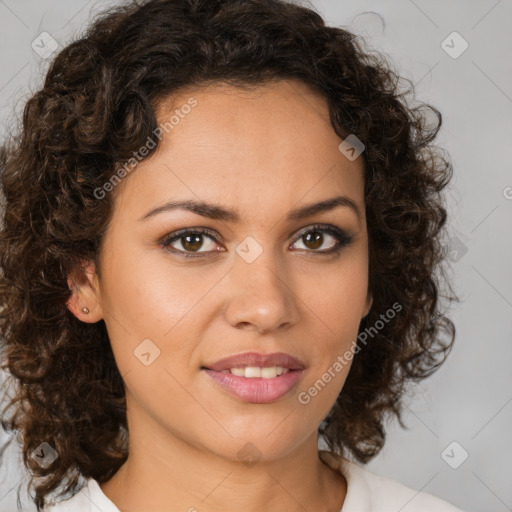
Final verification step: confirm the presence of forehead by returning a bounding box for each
[155,79,338,162]
[113,79,365,224]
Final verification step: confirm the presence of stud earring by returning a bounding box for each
[81,307,90,314]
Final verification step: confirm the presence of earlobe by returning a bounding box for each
[66,261,103,323]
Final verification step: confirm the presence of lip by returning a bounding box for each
[201,351,306,404]
[203,368,305,404]
[202,351,306,372]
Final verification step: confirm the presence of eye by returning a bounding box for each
[160,224,353,259]
[290,224,353,254]
[161,228,223,257]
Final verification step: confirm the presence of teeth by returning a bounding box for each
[229,367,246,377]
[228,366,290,378]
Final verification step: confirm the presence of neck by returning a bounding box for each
[99,404,346,512]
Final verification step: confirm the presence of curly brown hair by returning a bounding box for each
[0,0,458,509]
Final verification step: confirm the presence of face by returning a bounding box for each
[68,79,372,462]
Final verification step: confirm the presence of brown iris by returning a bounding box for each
[181,234,204,252]
[302,231,323,250]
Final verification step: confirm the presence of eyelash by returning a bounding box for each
[160,224,354,259]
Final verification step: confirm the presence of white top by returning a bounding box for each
[45,449,466,511]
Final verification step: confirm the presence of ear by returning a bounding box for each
[66,260,103,323]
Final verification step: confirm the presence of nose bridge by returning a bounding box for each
[224,235,299,332]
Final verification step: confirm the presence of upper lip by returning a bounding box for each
[203,352,306,371]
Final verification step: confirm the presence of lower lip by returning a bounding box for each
[202,369,305,404]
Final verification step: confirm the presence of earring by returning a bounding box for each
[81,307,90,314]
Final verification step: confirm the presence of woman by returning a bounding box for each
[0,0,464,510]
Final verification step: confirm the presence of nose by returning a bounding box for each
[223,247,300,334]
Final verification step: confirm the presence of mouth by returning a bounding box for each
[201,351,306,403]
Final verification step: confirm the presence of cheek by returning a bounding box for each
[96,243,196,376]
[295,254,368,334]
[101,240,217,335]
[99,252,237,402]
[294,254,368,398]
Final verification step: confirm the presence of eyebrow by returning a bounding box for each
[138,195,361,223]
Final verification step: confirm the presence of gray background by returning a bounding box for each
[1,1,511,511]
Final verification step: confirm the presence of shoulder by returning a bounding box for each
[318,450,466,512]
[43,481,92,512]
[43,478,119,512]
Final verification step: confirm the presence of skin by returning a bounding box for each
[67,78,372,512]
